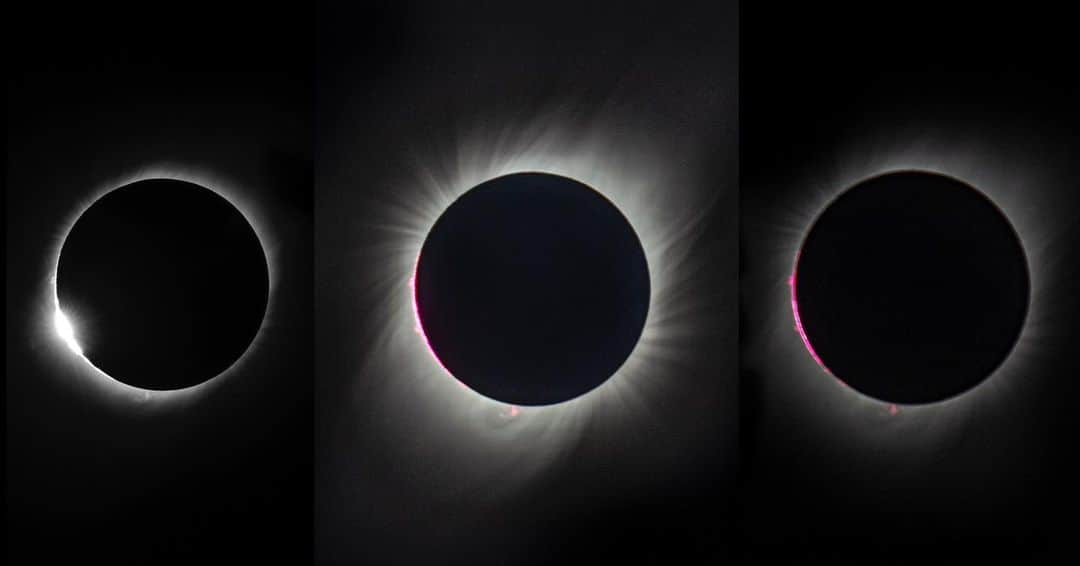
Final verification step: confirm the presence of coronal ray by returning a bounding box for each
[340,102,729,496]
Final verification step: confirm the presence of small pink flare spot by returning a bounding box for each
[502,405,521,419]
[888,404,899,416]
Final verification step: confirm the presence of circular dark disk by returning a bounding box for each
[56,178,269,390]
[793,171,1029,404]
[414,172,651,405]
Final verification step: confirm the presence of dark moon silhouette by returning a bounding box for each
[413,172,650,405]
[793,171,1029,404]
[56,178,269,390]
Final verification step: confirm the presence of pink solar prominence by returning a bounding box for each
[411,256,522,402]
[410,255,452,377]
[790,253,831,374]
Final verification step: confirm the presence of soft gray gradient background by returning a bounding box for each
[315,1,738,563]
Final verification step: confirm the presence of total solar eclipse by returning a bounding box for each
[792,171,1029,404]
[413,172,650,406]
[55,178,269,390]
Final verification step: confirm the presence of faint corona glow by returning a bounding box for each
[45,164,277,409]
[786,167,1033,409]
[53,306,83,356]
[786,170,1025,398]
[750,121,1065,442]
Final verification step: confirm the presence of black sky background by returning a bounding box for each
[6,2,312,563]
[8,1,1080,564]
[740,3,1080,561]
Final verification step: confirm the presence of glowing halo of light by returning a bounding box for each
[396,157,707,411]
[45,163,278,408]
[787,169,1031,403]
[749,122,1068,430]
[344,102,729,495]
